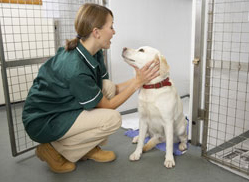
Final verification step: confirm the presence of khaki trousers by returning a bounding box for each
[51,80,122,162]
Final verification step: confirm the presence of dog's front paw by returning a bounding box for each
[129,151,142,161]
[179,142,187,151]
[132,136,139,144]
[164,156,175,168]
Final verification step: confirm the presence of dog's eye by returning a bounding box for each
[138,49,144,52]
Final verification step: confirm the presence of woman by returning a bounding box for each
[22,3,159,173]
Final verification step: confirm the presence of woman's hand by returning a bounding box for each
[97,60,159,109]
[132,60,160,88]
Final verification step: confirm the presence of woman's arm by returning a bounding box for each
[97,60,159,109]
[115,78,134,94]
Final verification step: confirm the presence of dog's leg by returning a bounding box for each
[129,119,148,161]
[177,116,188,151]
[163,120,175,168]
[178,124,188,151]
[178,134,188,151]
[143,137,160,152]
[132,133,149,144]
[132,135,139,143]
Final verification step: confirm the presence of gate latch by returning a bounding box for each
[193,58,200,65]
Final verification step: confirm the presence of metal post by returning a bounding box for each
[201,0,214,155]
[191,0,206,146]
[0,23,17,156]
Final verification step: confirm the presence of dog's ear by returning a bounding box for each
[158,54,170,76]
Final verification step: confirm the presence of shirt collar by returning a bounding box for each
[76,41,99,69]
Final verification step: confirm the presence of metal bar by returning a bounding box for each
[191,0,206,146]
[202,155,249,174]
[206,130,249,156]
[3,57,49,68]
[53,20,60,53]
[207,60,249,72]
[0,23,17,156]
[202,0,215,155]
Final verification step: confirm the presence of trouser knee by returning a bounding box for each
[101,110,121,132]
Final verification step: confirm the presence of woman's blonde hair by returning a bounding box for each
[65,3,113,51]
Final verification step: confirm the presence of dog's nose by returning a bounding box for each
[123,47,127,52]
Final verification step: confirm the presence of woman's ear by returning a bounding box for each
[159,54,170,76]
[92,28,100,39]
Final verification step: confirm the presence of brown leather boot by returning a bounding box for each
[81,146,116,162]
[36,143,76,173]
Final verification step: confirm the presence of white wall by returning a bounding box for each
[109,0,193,112]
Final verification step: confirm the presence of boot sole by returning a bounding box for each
[81,156,116,163]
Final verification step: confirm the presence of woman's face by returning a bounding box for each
[98,14,115,49]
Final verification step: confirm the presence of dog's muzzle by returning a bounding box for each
[122,54,135,62]
[122,47,136,62]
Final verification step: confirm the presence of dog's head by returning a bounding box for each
[122,46,170,79]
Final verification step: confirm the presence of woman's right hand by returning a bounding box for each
[132,60,160,88]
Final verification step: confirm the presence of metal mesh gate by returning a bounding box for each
[202,0,249,175]
[0,0,105,156]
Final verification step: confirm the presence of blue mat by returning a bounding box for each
[124,117,189,156]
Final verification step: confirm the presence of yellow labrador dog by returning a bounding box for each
[122,46,188,168]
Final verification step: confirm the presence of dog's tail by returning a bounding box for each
[143,137,161,152]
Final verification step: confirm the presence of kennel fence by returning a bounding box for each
[200,0,249,175]
[0,0,106,156]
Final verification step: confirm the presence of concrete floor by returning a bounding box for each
[0,107,248,182]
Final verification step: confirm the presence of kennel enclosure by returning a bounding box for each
[192,0,249,175]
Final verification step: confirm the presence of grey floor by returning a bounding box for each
[0,107,248,182]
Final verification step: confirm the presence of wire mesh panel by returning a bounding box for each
[0,0,104,156]
[202,0,249,175]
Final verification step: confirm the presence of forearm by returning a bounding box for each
[97,78,140,109]
[116,78,134,94]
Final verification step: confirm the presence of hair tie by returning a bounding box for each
[76,34,82,39]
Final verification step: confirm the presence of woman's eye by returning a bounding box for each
[138,49,144,52]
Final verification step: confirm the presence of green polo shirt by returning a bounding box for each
[22,41,109,143]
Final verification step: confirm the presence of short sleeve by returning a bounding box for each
[96,50,109,80]
[69,73,103,110]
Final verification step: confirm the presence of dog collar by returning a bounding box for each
[143,77,172,89]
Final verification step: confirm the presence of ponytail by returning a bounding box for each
[65,37,78,51]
